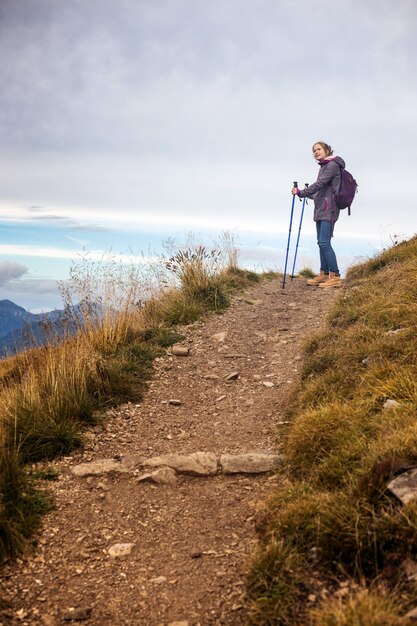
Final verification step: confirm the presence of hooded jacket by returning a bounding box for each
[298,155,346,222]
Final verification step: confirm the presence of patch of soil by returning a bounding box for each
[1,278,336,626]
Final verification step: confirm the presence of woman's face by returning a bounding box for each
[312,144,328,161]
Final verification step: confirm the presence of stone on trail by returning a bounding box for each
[387,468,417,505]
[212,331,227,342]
[71,459,130,477]
[137,467,178,485]
[262,381,274,388]
[220,452,282,474]
[149,575,167,584]
[170,345,190,356]
[169,398,182,406]
[62,607,93,621]
[143,451,218,476]
[108,543,136,557]
[120,453,147,469]
[225,371,239,381]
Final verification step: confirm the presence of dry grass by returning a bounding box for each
[0,237,275,563]
[248,234,417,624]
[308,586,406,626]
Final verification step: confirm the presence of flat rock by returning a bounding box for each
[170,345,190,356]
[150,575,167,585]
[137,467,178,485]
[225,371,239,381]
[120,453,147,469]
[71,459,130,477]
[387,468,417,504]
[108,543,136,557]
[143,451,218,476]
[212,331,227,342]
[220,452,282,474]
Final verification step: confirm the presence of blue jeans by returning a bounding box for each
[316,220,339,274]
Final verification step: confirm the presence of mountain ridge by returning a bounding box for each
[0,299,71,357]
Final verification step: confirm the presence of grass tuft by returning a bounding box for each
[308,585,405,626]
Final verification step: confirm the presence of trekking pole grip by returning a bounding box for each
[293,181,298,188]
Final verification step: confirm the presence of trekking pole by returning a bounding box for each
[282,181,298,289]
[290,183,308,281]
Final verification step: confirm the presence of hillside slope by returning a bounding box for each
[1,277,336,625]
[248,235,417,625]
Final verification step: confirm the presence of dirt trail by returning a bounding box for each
[1,278,336,626]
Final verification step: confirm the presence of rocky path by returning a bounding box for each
[1,278,336,626]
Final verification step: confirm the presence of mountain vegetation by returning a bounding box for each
[248,234,417,625]
[0,240,261,564]
[2,233,417,624]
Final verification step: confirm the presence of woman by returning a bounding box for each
[291,141,344,288]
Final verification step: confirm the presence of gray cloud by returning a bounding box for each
[0,277,61,312]
[0,261,28,286]
[1,0,416,161]
[28,214,109,232]
[4,278,59,295]
[0,0,416,247]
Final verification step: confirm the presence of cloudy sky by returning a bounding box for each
[1,0,416,310]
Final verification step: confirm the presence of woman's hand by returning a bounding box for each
[291,187,299,195]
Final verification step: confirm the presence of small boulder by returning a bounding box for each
[387,468,417,505]
[108,543,136,558]
[137,467,178,485]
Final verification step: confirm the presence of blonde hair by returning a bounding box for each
[312,141,333,156]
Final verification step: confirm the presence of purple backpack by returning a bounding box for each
[334,163,358,215]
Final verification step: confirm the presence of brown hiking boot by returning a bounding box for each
[319,272,343,288]
[306,271,329,286]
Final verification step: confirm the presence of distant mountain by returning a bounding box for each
[0,299,93,358]
[0,299,34,339]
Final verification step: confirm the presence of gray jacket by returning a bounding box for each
[298,156,345,222]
